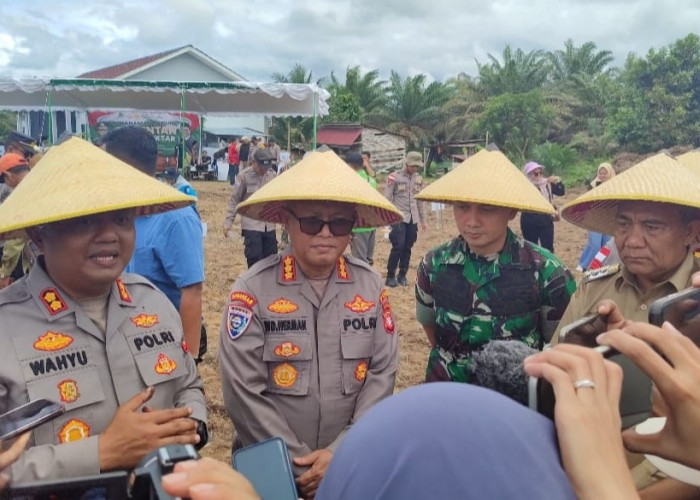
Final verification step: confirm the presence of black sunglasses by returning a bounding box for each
[287,208,355,236]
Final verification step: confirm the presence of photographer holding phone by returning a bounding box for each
[0,138,207,485]
[0,432,29,490]
[552,152,700,494]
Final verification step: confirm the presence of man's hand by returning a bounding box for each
[596,300,627,331]
[0,431,30,490]
[162,458,259,500]
[223,226,230,238]
[99,387,199,471]
[294,448,333,499]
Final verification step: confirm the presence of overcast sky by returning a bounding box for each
[1,0,698,83]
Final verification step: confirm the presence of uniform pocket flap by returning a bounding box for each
[263,335,312,362]
[340,333,374,359]
[134,347,188,387]
[26,367,105,412]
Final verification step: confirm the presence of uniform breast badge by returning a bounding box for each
[344,295,375,313]
[354,361,368,382]
[33,331,74,351]
[130,314,159,328]
[154,353,177,375]
[58,379,80,403]
[268,298,299,314]
[274,342,301,358]
[273,363,298,388]
[58,419,90,443]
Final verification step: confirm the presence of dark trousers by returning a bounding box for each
[228,163,239,184]
[387,222,418,278]
[520,213,554,252]
[242,229,278,268]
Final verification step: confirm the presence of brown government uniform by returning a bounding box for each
[553,250,700,489]
[384,169,426,225]
[223,167,277,233]
[218,251,399,475]
[0,262,206,483]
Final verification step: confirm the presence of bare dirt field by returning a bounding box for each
[193,179,589,463]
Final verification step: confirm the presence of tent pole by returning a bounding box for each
[180,86,186,176]
[313,91,318,150]
[47,84,53,146]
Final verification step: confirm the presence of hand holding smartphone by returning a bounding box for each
[232,437,298,500]
[0,399,65,441]
[648,286,700,345]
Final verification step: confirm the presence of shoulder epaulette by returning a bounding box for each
[581,264,621,285]
[0,281,31,307]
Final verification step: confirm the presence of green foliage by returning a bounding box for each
[269,64,317,149]
[0,112,17,142]
[530,142,578,175]
[326,92,362,123]
[472,90,554,161]
[476,45,549,96]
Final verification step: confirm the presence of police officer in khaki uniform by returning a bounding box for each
[384,151,426,287]
[223,147,278,268]
[219,149,403,499]
[0,138,207,484]
[554,152,700,497]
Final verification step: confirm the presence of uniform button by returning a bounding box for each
[640,304,648,311]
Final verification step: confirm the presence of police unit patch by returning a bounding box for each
[355,361,368,382]
[344,295,375,313]
[40,288,68,315]
[273,363,298,388]
[33,331,73,351]
[379,288,395,334]
[227,304,252,340]
[58,419,90,443]
[116,279,132,302]
[337,257,350,281]
[154,353,177,375]
[58,379,80,403]
[274,342,301,358]
[267,298,299,314]
[130,314,159,328]
[281,255,297,282]
[230,291,257,308]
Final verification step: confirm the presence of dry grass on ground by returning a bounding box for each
[193,179,589,462]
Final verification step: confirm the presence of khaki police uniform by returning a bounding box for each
[224,167,277,233]
[384,168,425,225]
[0,263,206,483]
[553,250,699,489]
[218,251,398,476]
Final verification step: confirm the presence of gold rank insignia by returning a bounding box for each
[33,331,74,351]
[344,294,375,313]
[354,361,368,382]
[58,419,90,443]
[336,257,350,281]
[130,314,159,328]
[40,288,68,315]
[58,379,80,403]
[268,298,299,314]
[582,264,621,285]
[273,363,298,388]
[281,255,297,282]
[274,342,301,358]
[154,353,177,375]
[230,291,257,308]
[116,279,132,302]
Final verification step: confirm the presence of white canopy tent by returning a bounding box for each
[0,78,330,146]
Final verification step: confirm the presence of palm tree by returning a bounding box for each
[366,71,452,149]
[325,66,387,116]
[476,45,549,96]
[547,40,614,83]
[269,64,318,149]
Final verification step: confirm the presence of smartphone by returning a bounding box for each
[649,286,700,345]
[232,437,298,500]
[534,316,652,429]
[0,399,65,441]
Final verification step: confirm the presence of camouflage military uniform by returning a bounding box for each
[415,230,575,382]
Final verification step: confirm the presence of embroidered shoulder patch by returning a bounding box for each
[227,304,253,340]
[58,419,90,443]
[154,353,177,375]
[34,331,73,351]
[40,288,68,315]
[230,291,257,308]
[130,314,159,328]
[344,295,375,313]
[268,298,299,314]
[116,279,132,302]
[281,255,297,282]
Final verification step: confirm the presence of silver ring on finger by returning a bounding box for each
[573,379,595,390]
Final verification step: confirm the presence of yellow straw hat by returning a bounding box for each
[0,136,195,239]
[415,148,556,214]
[562,152,700,234]
[675,150,700,175]
[236,149,402,227]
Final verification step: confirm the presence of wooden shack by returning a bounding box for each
[316,123,406,173]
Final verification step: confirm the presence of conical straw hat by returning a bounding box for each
[0,136,194,239]
[415,149,555,214]
[562,153,700,234]
[236,149,402,227]
[675,150,700,176]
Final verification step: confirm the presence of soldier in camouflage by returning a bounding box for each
[414,148,575,383]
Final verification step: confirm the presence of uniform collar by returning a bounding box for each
[277,249,354,285]
[619,249,696,294]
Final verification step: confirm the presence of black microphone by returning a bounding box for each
[467,340,537,406]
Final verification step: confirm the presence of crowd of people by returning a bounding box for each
[1,127,700,500]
